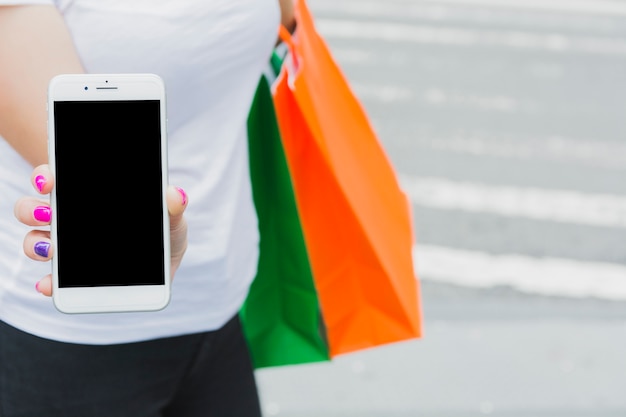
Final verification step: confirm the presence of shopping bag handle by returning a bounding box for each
[278,24,294,47]
[278,24,299,70]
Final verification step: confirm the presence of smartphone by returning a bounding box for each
[47,73,171,314]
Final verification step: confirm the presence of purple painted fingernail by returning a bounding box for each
[33,206,51,222]
[176,187,188,206]
[34,241,50,257]
[34,175,46,192]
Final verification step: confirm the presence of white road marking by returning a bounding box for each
[349,83,414,103]
[316,19,626,56]
[414,244,626,300]
[346,81,523,112]
[414,0,626,16]
[401,176,626,298]
[313,0,626,17]
[407,134,626,171]
[400,175,626,228]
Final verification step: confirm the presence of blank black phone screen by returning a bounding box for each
[53,100,165,287]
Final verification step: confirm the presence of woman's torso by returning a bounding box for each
[0,0,279,343]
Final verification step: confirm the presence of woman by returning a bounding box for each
[1,0,295,415]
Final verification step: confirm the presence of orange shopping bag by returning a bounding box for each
[271,0,423,357]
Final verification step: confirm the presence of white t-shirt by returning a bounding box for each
[0,0,279,344]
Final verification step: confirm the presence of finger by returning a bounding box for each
[35,275,53,297]
[167,186,188,241]
[167,185,187,218]
[14,197,52,226]
[14,197,52,224]
[31,164,54,195]
[23,230,53,261]
[166,185,188,276]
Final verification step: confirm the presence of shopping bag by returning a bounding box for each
[241,68,329,369]
[241,0,422,369]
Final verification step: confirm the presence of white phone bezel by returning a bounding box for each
[47,73,171,314]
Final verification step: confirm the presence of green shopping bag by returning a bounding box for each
[240,65,329,369]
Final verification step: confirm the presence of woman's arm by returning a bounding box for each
[278,0,296,33]
[0,5,84,167]
[4,6,190,294]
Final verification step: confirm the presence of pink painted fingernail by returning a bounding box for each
[34,175,46,192]
[33,206,51,222]
[176,187,188,206]
[35,281,41,292]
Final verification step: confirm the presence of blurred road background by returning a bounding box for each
[256,0,626,415]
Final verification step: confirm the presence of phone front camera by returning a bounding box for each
[84,86,88,91]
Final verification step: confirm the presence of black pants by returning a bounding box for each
[0,315,262,417]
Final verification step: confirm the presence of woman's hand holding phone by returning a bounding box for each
[14,164,189,298]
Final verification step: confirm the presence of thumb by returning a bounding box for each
[167,185,188,218]
[166,185,188,276]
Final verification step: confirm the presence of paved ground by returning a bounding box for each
[256,282,626,417]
